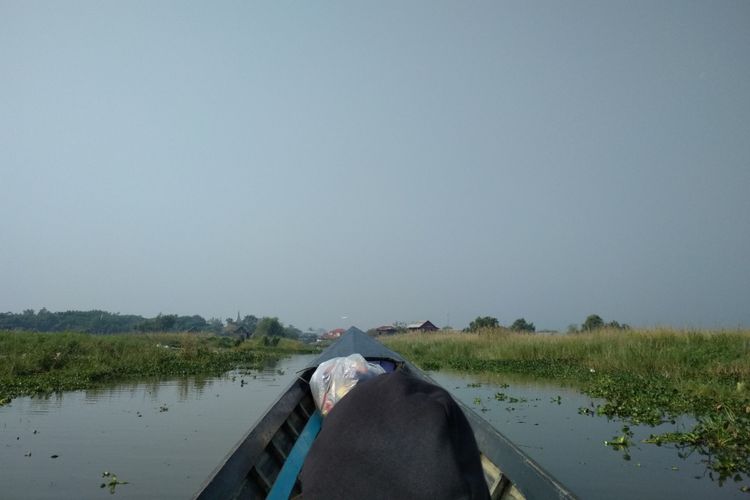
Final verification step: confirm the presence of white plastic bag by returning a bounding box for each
[310,354,385,416]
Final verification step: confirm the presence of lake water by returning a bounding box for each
[430,370,748,500]
[1,355,746,499]
[0,355,317,500]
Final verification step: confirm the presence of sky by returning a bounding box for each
[1,1,749,332]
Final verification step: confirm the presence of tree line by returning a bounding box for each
[465,314,629,333]
[0,309,303,339]
[568,314,630,333]
[465,316,536,332]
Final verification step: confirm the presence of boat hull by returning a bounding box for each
[194,332,576,499]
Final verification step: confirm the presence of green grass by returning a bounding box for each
[382,328,750,484]
[383,328,750,404]
[0,331,316,405]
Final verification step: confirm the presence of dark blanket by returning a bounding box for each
[300,371,490,500]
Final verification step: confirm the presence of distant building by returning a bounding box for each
[374,325,398,335]
[322,328,346,340]
[406,320,439,332]
[298,332,320,344]
[223,324,251,340]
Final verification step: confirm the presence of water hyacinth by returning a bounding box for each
[0,331,315,406]
[382,328,750,483]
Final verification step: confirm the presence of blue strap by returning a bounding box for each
[266,410,323,500]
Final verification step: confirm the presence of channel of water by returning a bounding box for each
[430,370,747,500]
[1,355,746,499]
[0,355,317,500]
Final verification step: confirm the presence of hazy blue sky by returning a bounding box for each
[2,1,748,331]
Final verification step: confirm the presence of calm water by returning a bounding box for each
[1,356,746,499]
[429,370,748,500]
[0,355,317,500]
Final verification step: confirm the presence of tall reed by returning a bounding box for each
[0,331,314,404]
[382,327,750,384]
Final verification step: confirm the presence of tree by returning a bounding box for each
[207,317,224,334]
[510,318,535,332]
[582,314,604,331]
[173,315,209,332]
[606,320,630,330]
[256,317,284,337]
[466,316,500,332]
[239,315,259,334]
[283,324,302,339]
[136,313,178,332]
[155,314,177,331]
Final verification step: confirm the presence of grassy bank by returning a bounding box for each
[0,331,316,406]
[382,328,750,483]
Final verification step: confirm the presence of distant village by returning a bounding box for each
[0,309,445,339]
[319,320,439,341]
[220,318,441,344]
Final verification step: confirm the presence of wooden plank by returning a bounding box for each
[482,453,511,500]
[266,411,323,500]
[192,376,311,500]
[195,332,577,500]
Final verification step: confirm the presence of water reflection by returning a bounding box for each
[0,354,317,500]
[3,357,745,499]
[80,374,221,404]
[430,369,747,500]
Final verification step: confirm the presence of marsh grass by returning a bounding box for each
[383,328,750,385]
[0,331,315,404]
[382,328,750,483]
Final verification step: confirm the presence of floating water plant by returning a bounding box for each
[383,328,750,482]
[100,471,129,494]
[645,406,750,486]
[604,426,635,461]
[0,330,313,404]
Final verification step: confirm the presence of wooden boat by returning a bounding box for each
[194,331,576,500]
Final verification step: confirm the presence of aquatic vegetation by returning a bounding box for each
[100,471,128,494]
[645,406,750,485]
[604,435,630,448]
[604,425,635,461]
[0,331,315,405]
[492,392,525,404]
[382,328,750,483]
